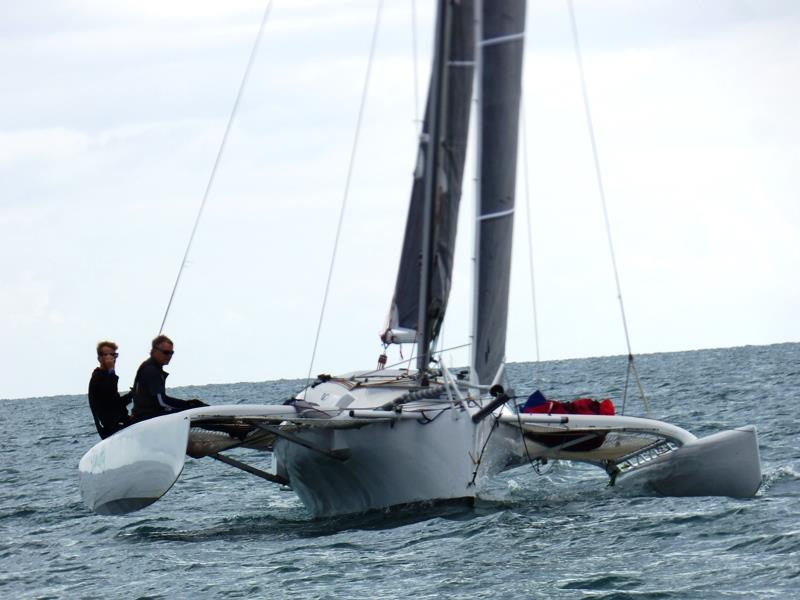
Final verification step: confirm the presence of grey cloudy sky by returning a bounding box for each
[2,0,798,400]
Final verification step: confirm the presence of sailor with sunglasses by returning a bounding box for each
[88,340,133,439]
[130,334,207,422]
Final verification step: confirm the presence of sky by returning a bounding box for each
[2,0,798,400]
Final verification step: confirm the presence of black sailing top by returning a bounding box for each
[87,367,132,439]
[131,357,194,421]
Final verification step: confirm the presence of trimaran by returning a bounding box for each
[79,0,762,517]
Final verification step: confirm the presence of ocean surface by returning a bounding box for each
[1,343,798,599]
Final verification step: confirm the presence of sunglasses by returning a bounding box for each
[156,348,175,356]
[99,352,119,358]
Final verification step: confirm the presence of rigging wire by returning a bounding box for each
[514,403,553,476]
[565,0,650,413]
[159,1,274,334]
[520,99,541,363]
[411,0,421,132]
[358,341,472,379]
[517,101,551,469]
[303,0,385,393]
[621,358,632,415]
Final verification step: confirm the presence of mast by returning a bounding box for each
[470,0,527,386]
[470,0,483,388]
[416,0,450,373]
[381,1,475,373]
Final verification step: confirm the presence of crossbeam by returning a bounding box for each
[249,421,350,461]
[210,452,289,486]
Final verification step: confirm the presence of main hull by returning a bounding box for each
[275,412,477,516]
[282,376,514,517]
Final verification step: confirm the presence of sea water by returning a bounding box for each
[1,343,798,599]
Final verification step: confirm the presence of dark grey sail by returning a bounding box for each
[472,0,527,385]
[381,0,474,371]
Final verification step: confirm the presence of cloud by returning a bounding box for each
[1,2,799,398]
[0,128,90,165]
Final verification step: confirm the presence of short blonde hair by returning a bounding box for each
[96,340,118,356]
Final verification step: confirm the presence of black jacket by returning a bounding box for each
[131,357,192,421]
[88,368,132,439]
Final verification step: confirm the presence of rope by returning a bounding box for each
[303,0,384,393]
[513,397,555,476]
[565,0,650,413]
[159,1,274,334]
[469,416,500,486]
[515,401,540,471]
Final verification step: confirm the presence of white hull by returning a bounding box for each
[614,425,762,498]
[275,414,479,516]
[281,379,513,517]
[79,412,190,515]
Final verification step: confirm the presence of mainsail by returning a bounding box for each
[472,0,526,385]
[381,0,475,371]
